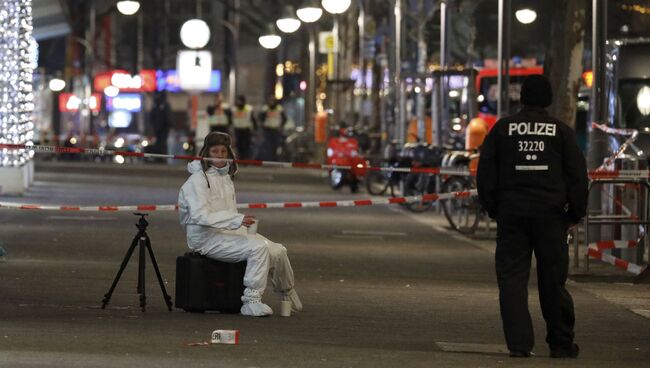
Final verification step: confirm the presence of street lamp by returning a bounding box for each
[180,19,211,49]
[116,1,140,16]
[297,0,323,140]
[276,6,301,33]
[49,78,66,92]
[321,0,351,14]
[322,0,351,125]
[259,25,282,49]
[259,34,282,49]
[515,8,537,24]
[297,1,323,23]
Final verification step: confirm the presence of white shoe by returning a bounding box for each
[241,302,273,317]
[283,289,303,312]
[241,288,273,317]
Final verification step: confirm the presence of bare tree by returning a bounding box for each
[544,0,588,129]
[449,0,479,67]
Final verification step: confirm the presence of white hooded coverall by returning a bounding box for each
[178,161,296,296]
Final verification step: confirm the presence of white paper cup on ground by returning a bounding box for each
[247,220,258,235]
[280,300,292,317]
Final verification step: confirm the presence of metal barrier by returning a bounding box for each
[577,124,650,280]
[582,177,650,279]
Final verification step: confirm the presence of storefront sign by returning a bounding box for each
[177,50,212,91]
[156,69,221,93]
[106,93,142,112]
[94,70,156,92]
[58,93,102,113]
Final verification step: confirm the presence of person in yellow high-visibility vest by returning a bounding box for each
[207,93,232,134]
[231,95,257,159]
[258,95,287,160]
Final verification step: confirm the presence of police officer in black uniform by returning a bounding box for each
[477,75,588,359]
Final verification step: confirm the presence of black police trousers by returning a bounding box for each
[234,128,252,159]
[260,127,282,161]
[495,215,575,352]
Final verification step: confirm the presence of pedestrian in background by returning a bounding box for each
[231,95,256,159]
[207,93,232,134]
[477,74,588,359]
[258,95,287,160]
[148,91,171,157]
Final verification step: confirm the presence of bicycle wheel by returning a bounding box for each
[403,173,433,213]
[365,170,389,195]
[441,176,480,234]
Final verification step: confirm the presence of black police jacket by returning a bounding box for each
[476,106,588,223]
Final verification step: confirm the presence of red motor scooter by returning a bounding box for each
[326,128,368,193]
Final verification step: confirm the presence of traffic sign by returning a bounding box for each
[319,31,338,53]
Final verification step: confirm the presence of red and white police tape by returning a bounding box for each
[587,239,639,251]
[0,143,474,176]
[587,248,646,275]
[587,124,648,276]
[0,190,477,212]
[7,143,650,179]
[591,122,637,137]
[591,123,640,172]
[588,170,650,179]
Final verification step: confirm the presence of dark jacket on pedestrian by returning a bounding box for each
[477,106,588,223]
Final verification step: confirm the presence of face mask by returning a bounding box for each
[215,163,230,175]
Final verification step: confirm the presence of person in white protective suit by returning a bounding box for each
[178,132,302,317]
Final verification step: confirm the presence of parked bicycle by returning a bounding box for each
[365,141,412,197]
[365,142,484,235]
[400,144,448,213]
[278,126,314,163]
[396,145,484,234]
[439,150,483,234]
[440,175,482,234]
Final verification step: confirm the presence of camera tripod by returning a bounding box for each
[101,213,173,312]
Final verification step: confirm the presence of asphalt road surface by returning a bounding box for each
[0,160,649,367]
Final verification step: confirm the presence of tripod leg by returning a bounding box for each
[144,234,174,311]
[138,235,147,312]
[101,232,142,308]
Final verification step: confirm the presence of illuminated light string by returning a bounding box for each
[0,0,35,168]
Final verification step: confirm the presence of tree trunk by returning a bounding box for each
[544,0,588,129]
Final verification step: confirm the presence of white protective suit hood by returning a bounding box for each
[178,160,245,242]
[187,160,230,180]
[187,160,203,174]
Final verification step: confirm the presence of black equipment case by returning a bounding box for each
[175,252,246,313]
